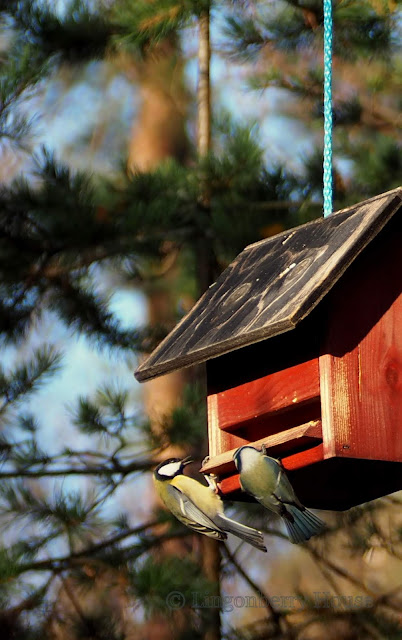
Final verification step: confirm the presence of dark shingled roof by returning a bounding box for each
[135,187,402,382]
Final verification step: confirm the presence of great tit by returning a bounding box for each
[233,446,326,544]
[153,457,267,552]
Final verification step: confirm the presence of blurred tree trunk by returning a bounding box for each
[129,18,221,640]
[128,36,195,640]
[127,38,189,175]
[197,13,221,640]
[129,36,190,436]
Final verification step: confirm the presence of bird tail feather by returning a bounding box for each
[216,514,267,552]
[284,506,326,544]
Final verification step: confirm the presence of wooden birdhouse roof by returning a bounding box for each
[135,187,402,382]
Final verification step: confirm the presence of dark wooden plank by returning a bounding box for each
[201,420,323,476]
[320,211,402,462]
[220,458,402,509]
[136,188,402,382]
[212,358,319,432]
[206,307,322,392]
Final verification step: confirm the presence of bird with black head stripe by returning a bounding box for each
[154,456,267,551]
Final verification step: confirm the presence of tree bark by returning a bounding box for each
[127,38,189,174]
[197,11,221,640]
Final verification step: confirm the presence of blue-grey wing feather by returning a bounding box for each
[263,457,301,506]
[166,484,226,540]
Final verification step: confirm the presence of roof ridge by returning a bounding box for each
[135,188,402,382]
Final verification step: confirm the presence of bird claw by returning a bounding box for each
[261,443,283,464]
[204,473,219,493]
[201,456,220,493]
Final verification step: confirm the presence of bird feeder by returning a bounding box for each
[135,187,402,510]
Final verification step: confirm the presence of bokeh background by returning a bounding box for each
[0,1,401,639]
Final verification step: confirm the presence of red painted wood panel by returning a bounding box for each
[320,215,402,462]
[210,358,320,433]
[207,394,247,459]
[217,444,325,496]
[202,420,322,476]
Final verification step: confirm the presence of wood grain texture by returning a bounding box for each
[136,188,402,382]
[320,210,402,462]
[212,359,319,432]
[207,394,247,459]
[201,420,322,476]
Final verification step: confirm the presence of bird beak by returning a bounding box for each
[181,456,193,466]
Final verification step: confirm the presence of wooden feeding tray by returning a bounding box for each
[136,187,402,510]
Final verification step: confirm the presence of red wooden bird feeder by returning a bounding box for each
[135,187,402,510]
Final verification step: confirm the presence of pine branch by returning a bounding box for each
[46,274,141,350]
[222,543,288,634]
[223,0,395,60]
[0,575,55,623]
[0,346,62,414]
[0,38,50,149]
[0,457,155,479]
[305,544,377,597]
[58,573,94,628]
[2,0,210,68]
[70,520,159,558]
[14,526,189,576]
[6,0,112,63]
[111,0,210,55]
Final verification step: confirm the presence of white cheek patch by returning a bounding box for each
[158,462,182,477]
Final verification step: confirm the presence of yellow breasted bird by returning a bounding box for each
[233,446,326,544]
[153,457,267,552]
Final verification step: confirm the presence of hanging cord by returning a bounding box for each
[323,0,333,217]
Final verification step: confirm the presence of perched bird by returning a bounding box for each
[153,457,267,552]
[233,446,326,544]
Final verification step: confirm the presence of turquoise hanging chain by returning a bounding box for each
[323,0,333,217]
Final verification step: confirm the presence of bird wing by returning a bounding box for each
[253,456,302,511]
[166,484,226,540]
[263,458,302,508]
